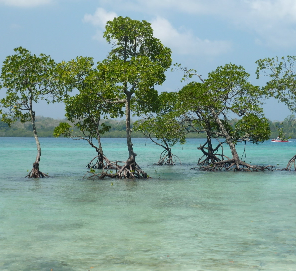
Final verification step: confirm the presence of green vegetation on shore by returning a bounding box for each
[0,115,295,139]
[0,117,142,138]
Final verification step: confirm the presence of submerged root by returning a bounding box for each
[116,160,148,179]
[192,152,229,170]
[85,157,148,179]
[197,141,228,167]
[26,162,48,178]
[197,153,228,167]
[155,150,181,166]
[283,155,296,171]
[87,155,117,170]
[196,159,274,172]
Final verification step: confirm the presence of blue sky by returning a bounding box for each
[0,0,295,120]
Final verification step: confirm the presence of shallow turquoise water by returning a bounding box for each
[0,137,296,270]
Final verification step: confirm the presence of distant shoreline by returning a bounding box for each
[1,115,295,139]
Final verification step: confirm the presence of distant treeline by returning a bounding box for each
[0,115,295,139]
[0,117,144,138]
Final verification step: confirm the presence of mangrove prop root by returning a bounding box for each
[155,150,181,166]
[87,155,116,170]
[197,153,228,166]
[196,159,274,172]
[26,162,48,178]
[283,155,296,171]
[85,158,148,179]
[197,141,228,166]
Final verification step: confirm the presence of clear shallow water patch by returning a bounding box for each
[0,138,296,270]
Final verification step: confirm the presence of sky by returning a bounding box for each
[0,0,295,121]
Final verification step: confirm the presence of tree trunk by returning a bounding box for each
[96,119,104,169]
[31,110,41,164]
[26,97,47,178]
[125,92,136,162]
[123,35,136,164]
[206,132,214,161]
[85,137,105,169]
[211,109,240,168]
[284,155,296,170]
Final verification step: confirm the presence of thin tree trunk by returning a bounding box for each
[206,131,214,160]
[27,96,46,178]
[29,95,41,165]
[123,35,135,162]
[96,119,104,168]
[211,109,240,168]
[31,109,41,164]
[125,92,135,160]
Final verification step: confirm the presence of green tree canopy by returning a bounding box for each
[256,56,296,170]
[96,16,172,178]
[256,56,296,111]
[0,47,64,177]
[177,63,271,170]
[134,92,186,165]
[54,56,124,169]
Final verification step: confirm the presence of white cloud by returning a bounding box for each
[151,17,232,56]
[169,0,296,48]
[105,0,233,16]
[84,8,117,29]
[137,0,296,20]
[0,0,51,7]
[229,0,296,47]
[247,0,296,22]
[84,7,232,56]
[101,0,296,48]
[83,8,117,41]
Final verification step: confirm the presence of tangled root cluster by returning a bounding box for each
[85,156,148,179]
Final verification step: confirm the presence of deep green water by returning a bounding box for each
[0,137,296,271]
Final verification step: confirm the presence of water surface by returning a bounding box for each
[0,137,295,270]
